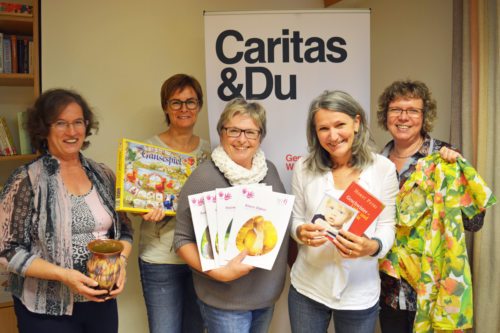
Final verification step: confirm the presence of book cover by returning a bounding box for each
[225,186,295,270]
[188,192,218,272]
[17,111,33,154]
[115,138,196,214]
[311,193,358,240]
[215,184,270,261]
[0,117,17,155]
[2,36,11,74]
[339,181,385,236]
[0,3,33,16]
[202,190,221,266]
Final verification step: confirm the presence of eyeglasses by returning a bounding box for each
[388,108,423,118]
[167,99,199,111]
[222,127,261,140]
[51,119,88,131]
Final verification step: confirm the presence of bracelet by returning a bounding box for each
[370,237,383,257]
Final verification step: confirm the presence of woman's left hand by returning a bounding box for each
[107,257,127,299]
[332,230,379,258]
[439,146,462,163]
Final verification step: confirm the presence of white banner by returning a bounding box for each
[204,10,370,191]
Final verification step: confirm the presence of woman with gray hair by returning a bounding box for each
[174,98,288,333]
[288,90,399,333]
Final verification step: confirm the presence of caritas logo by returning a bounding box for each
[285,154,301,171]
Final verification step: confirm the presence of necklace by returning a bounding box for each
[390,137,424,159]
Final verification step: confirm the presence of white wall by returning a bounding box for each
[41,1,452,332]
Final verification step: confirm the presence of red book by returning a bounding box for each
[339,182,385,236]
[10,35,17,73]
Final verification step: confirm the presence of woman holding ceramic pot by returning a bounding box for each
[0,89,132,333]
[174,98,288,333]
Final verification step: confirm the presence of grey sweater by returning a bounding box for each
[174,160,290,310]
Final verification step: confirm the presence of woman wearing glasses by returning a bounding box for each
[174,98,289,333]
[377,80,485,333]
[138,74,210,333]
[0,89,133,333]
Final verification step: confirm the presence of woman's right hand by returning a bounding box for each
[61,269,108,302]
[296,223,328,247]
[141,207,165,222]
[208,250,254,282]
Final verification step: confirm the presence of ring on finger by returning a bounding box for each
[307,239,311,245]
[349,249,352,255]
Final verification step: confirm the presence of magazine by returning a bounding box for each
[188,192,217,272]
[225,186,294,270]
[115,138,196,214]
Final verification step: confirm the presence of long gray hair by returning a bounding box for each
[304,90,375,173]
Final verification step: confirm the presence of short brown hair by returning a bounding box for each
[160,74,203,125]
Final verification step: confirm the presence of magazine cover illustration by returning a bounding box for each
[115,138,196,214]
[311,193,358,240]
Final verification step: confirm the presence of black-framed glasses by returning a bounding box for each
[51,119,88,131]
[222,127,261,140]
[388,108,423,118]
[167,99,199,111]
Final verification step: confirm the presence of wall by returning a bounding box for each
[40,1,452,332]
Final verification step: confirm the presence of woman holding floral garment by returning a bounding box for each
[377,79,494,333]
[288,90,399,333]
[0,89,132,333]
[174,98,289,333]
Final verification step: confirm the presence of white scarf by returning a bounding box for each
[211,145,268,185]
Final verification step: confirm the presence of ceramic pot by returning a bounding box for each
[87,239,124,291]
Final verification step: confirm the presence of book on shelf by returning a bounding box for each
[28,40,33,73]
[0,2,33,16]
[311,193,358,241]
[115,138,197,215]
[17,111,33,154]
[10,34,17,73]
[2,36,11,74]
[0,32,3,73]
[338,181,385,236]
[0,116,17,155]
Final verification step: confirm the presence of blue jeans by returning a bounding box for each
[139,258,204,333]
[288,285,378,333]
[198,300,274,333]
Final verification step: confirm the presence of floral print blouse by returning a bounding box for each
[379,153,496,332]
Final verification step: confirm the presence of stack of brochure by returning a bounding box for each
[189,184,294,271]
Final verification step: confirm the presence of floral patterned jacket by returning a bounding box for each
[379,153,496,332]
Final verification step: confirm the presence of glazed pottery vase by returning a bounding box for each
[87,239,124,291]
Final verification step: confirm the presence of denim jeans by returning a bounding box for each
[288,285,379,333]
[197,300,274,333]
[139,258,204,333]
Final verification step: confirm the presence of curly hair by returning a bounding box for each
[376,79,437,135]
[26,88,98,153]
[304,90,375,173]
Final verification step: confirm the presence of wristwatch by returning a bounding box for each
[370,237,383,257]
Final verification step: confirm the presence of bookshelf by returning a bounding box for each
[0,2,39,331]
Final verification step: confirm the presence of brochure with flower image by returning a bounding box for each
[202,190,221,266]
[311,193,358,241]
[215,184,270,261]
[188,192,217,272]
[225,186,294,270]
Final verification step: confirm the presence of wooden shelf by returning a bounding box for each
[0,12,33,35]
[0,73,34,86]
[0,154,37,162]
